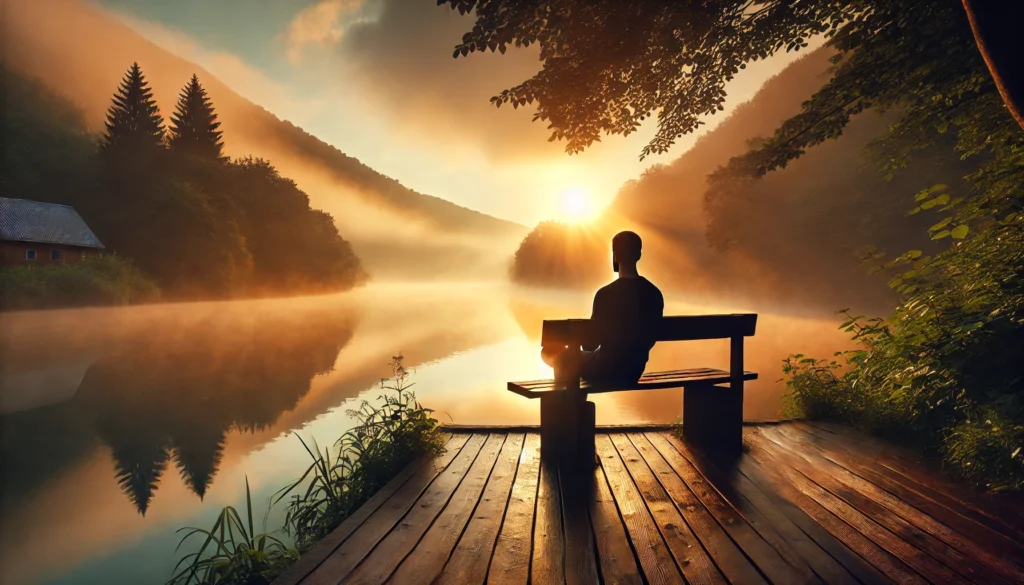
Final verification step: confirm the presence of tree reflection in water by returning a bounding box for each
[70,307,358,515]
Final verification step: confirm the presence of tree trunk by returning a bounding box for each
[962,0,1024,130]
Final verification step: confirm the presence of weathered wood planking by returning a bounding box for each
[272,423,1024,585]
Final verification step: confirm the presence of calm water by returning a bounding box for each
[0,282,850,585]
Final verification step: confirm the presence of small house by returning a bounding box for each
[0,197,105,265]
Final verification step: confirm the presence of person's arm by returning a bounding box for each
[583,289,603,351]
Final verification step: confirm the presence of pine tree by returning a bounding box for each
[102,62,165,152]
[168,74,225,161]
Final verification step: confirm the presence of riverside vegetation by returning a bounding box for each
[167,355,445,585]
[1,63,365,310]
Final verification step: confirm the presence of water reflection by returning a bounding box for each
[0,283,854,585]
[84,311,355,513]
[3,302,358,515]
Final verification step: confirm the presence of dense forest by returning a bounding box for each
[1,64,366,308]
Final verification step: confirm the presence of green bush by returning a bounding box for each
[0,255,160,310]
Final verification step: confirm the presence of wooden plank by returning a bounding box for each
[770,424,1024,583]
[651,433,818,585]
[271,448,441,585]
[787,423,1024,568]
[744,435,943,585]
[435,434,525,585]
[588,462,643,585]
[318,433,487,585]
[541,314,757,347]
[487,433,541,584]
[388,434,509,585]
[795,421,1024,544]
[531,458,565,585]
[513,368,725,387]
[608,434,727,585]
[626,433,767,585]
[558,467,600,585]
[755,426,1012,585]
[594,434,685,585]
[299,434,473,585]
[509,370,758,396]
[441,424,678,432]
[736,440,922,585]
[657,431,869,585]
[512,368,756,388]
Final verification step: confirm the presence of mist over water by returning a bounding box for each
[0,282,850,585]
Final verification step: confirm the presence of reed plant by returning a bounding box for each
[274,354,445,550]
[166,354,445,583]
[167,479,297,585]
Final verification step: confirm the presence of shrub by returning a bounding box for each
[0,255,160,310]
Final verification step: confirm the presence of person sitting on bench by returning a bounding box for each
[541,230,665,387]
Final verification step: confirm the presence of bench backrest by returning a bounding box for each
[541,313,757,347]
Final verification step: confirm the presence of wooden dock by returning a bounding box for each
[274,421,1024,584]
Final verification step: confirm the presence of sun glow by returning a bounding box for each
[556,186,599,223]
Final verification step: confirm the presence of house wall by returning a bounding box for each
[0,242,100,266]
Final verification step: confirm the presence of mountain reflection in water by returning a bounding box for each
[0,283,850,585]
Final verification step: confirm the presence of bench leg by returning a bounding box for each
[540,392,594,465]
[683,383,743,455]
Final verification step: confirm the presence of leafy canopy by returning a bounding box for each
[441,0,998,166]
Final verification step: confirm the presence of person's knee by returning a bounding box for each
[540,346,563,367]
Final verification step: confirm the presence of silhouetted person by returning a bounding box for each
[543,231,664,386]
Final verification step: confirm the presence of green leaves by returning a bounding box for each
[951,225,970,239]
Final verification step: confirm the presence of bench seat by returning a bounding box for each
[513,313,759,462]
[508,367,759,398]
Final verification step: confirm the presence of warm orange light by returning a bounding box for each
[557,186,599,223]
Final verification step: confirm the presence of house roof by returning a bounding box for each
[0,197,105,249]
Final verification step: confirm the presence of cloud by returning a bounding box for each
[284,0,366,64]
[335,0,560,162]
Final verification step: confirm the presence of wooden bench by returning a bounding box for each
[508,313,758,462]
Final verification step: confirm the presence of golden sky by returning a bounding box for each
[7,0,814,227]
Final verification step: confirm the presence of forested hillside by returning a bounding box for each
[1,65,365,307]
[2,0,526,281]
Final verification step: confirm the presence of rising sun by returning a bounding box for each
[557,186,599,223]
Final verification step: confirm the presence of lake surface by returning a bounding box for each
[0,282,851,585]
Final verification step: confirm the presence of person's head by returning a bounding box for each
[612,231,642,274]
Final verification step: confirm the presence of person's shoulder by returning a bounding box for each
[641,277,665,303]
[640,276,663,293]
[594,279,617,300]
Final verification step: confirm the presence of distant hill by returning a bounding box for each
[512,48,974,316]
[2,0,526,281]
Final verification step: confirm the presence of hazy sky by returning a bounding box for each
[95,0,810,227]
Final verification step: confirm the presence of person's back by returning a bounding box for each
[541,230,664,386]
[588,275,664,378]
[579,231,664,384]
